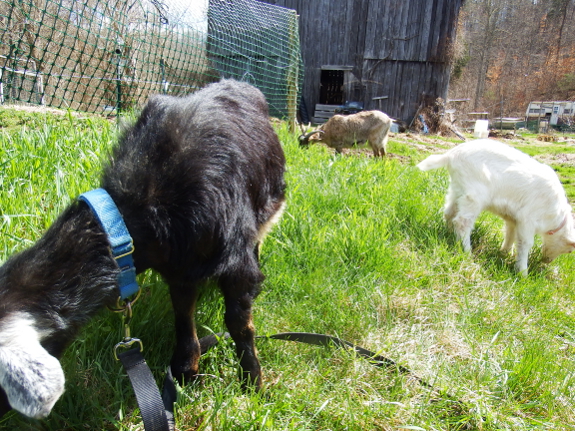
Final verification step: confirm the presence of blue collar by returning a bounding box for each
[79,188,140,300]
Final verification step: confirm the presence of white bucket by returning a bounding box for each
[473,120,489,139]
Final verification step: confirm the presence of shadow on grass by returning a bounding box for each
[428,395,487,431]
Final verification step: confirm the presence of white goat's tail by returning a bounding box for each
[416,153,450,171]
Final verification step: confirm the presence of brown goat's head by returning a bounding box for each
[298,129,324,147]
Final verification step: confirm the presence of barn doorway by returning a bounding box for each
[319,69,344,105]
[313,66,356,124]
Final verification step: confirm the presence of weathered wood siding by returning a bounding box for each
[262,0,464,122]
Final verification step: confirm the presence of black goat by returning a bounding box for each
[0,79,286,419]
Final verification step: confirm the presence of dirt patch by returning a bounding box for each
[392,132,460,152]
[0,103,77,116]
[536,152,575,166]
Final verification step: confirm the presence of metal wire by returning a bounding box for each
[0,0,303,120]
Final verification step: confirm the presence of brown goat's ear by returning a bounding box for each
[0,317,64,419]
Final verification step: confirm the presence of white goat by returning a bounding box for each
[417,139,575,275]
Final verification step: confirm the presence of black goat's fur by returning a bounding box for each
[0,79,286,418]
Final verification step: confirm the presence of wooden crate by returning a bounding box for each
[313,104,339,124]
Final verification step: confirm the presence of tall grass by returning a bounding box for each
[1,110,574,430]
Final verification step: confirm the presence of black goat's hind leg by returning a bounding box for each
[168,281,201,383]
[220,274,262,390]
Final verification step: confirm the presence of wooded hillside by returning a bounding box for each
[449,0,575,117]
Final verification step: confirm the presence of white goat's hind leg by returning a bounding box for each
[450,195,481,252]
[443,186,461,228]
[514,227,535,276]
[501,219,517,254]
[452,215,476,252]
[443,200,458,228]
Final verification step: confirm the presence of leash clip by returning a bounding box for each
[114,337,144,360]
[109,288,142,313]
[113,301,144,360]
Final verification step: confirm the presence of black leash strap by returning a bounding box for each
[262,332,460,406]
[201,332,437,392]
[161,367,177,425]
[264,332,434,390]
[117,347,172,431]
[117,331,453,431]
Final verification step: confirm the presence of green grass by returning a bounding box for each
[511,139,575,203]
[1,109,575,430]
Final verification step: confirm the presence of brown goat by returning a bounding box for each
[300,110,392,157]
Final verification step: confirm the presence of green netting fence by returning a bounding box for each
[0,0,303,119]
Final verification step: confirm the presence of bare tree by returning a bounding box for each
[471,0,503,110]
[449,0,575,117]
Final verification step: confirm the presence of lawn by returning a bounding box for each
[1,107,575,430]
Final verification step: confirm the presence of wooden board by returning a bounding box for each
[313,104,339,124]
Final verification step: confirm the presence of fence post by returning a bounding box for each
[115,49,123,113]
[160,58,167,94]
[286,10,299,133]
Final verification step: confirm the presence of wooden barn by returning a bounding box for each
[261,0,465,124]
